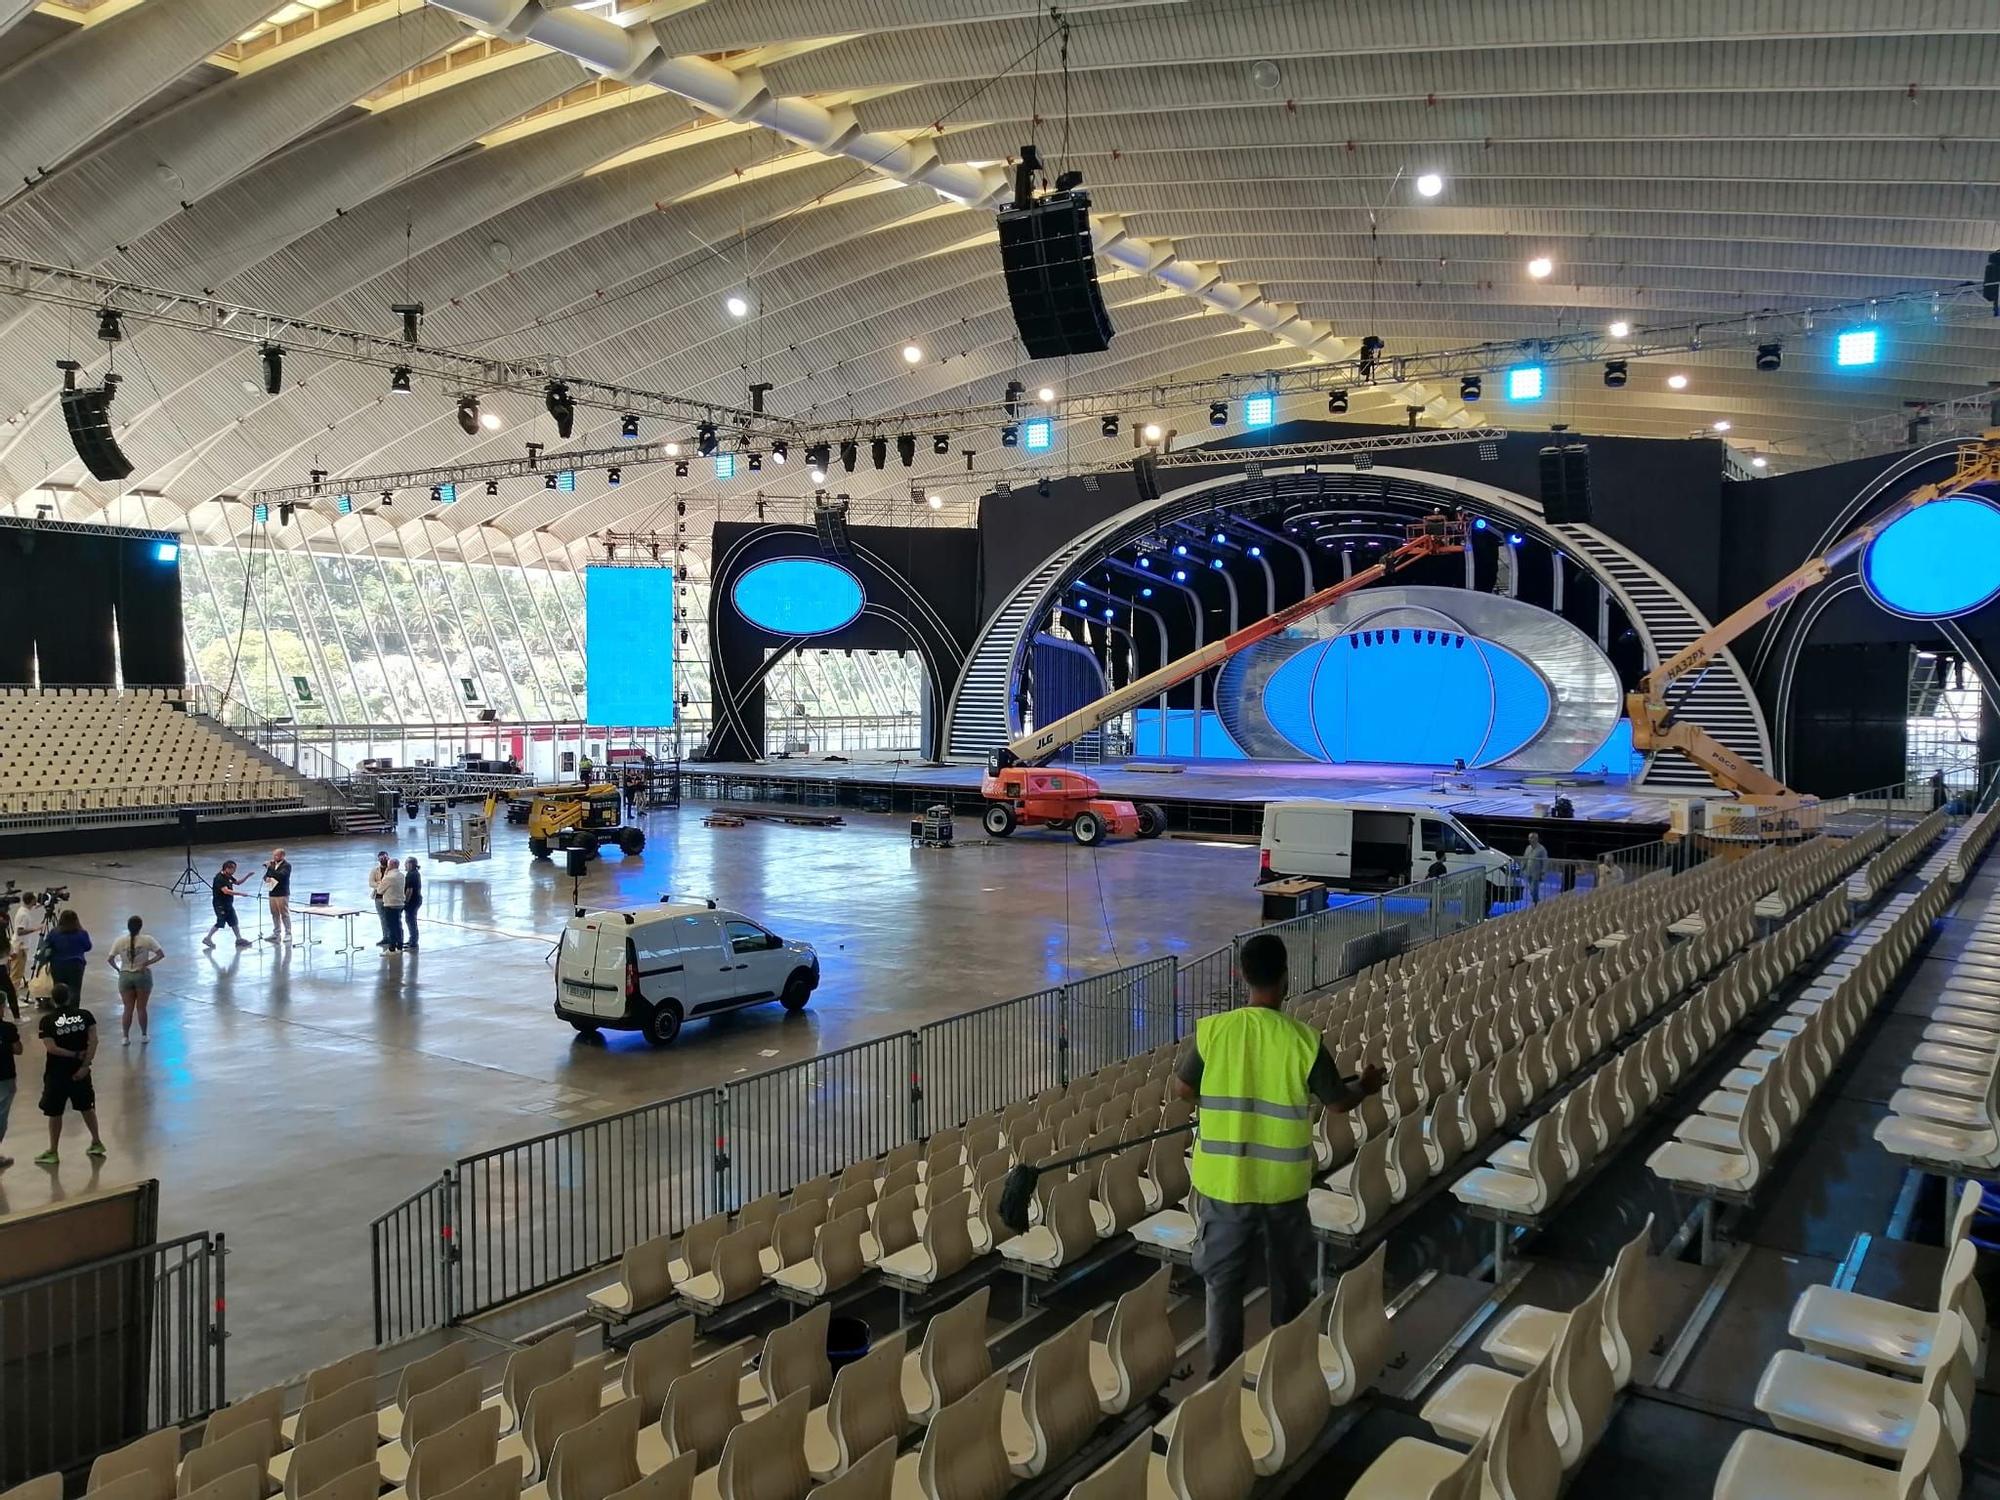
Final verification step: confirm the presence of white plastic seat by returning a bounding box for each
[1713,1402,1957,1500]
[1421,1281,1612,1469]
[1753,1313,1974,1461]
[1789,1238,1985,1378]
[1482,1214,1653,1388]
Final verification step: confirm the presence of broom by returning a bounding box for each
[997,1122,1193,1233]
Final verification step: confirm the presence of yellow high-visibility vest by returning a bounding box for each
[1188,1006,1320,1204]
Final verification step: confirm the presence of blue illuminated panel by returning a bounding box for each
[1261,632,1551,766]
[153,541,179,563]
[1573,718,1644,778]
[1507,366,1545,400]
[1131,709,1248,759]
[715,452,737,479]
[1862,495,2000,618]
[585,566,676,725]
[731,557,866,636]
[1022,417,1053,451]
[1243,393,1276,428]
[1836,328,1879,367]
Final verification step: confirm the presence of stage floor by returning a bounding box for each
[691,756,1681,827]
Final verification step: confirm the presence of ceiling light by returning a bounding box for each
[1666,373,1689,390]
[771,439,788,465]
[1101,414,1120,437]
[620,412,640,439]
[480,410,502,431]
[1141,422,1163,442]
[1414,172,1444,198]
[1526,256,1553,279]
[664,441,681,457]
[1751,456,1768,470]
[927,493,943,510]
[725,293,749,318]
[1607,320,1630,339]
[809,467,827,485]
[1036,386,1056,403]
[456,394,480,435]
[1328,389,1349,415]
[389,366,412,394]
[901,343,923,364]
[1711,419,1732,432]
[1603,360,1628,388]
[1459,375,1481,402]
[1755,342,1783,372]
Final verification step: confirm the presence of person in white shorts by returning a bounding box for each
[108,915,165,1044]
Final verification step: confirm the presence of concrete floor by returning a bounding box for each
[0,802,1266,1391]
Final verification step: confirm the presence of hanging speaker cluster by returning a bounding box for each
[997,166,1114,359]
[57,361,134,481]
[1538,440,1592,524]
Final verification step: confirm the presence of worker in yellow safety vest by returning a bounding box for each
[1173,932,1384,1376]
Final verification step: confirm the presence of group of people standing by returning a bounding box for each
[367,853,424,952]
[203,847,294,948]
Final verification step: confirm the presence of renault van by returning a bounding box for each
[555,900,819,1045]
[1258,799,1513,895]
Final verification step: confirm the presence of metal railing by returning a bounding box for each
[0,780,328,830]
[916,986,1065,1136]
[1063,957,1179,1079]
[723,1035,914,1207]
[369,1174,457,1347]
[764,714,922,757]
[0,1233,226,1487]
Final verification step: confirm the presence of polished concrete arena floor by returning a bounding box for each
[0,803,1268,1389]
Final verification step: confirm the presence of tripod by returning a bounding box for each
[170,812,202,896]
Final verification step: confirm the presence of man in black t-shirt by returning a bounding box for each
[203,861,252,950]
[0,1007,20,1168]
[34,986,103,1164]
[263,848,293,944]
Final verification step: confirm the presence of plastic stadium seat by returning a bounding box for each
[1345,1434,1488,1500]
[1087,1265,1176,1417]
[501,1333,578,1435]
[998,1172,1099,1271]
[90,1423,187,1499]
[805,1330,908,1482]
[1483,1216,1654,1388]
[1152,1355,1255,1500]
[502,1357,611,1483]
[679,1225,770,1315]
[650,1343,751,1472]
[605,1456,695,1500]
[1753,1315,1975,1462]
[2,1478,62,1500]
[384,1346,472,1443]
[900,1287,991,1426]
[535,1397,641,1500]
[803,1440,893,1500]
[755,1302,834,1409]
[1789,1238,1985,1379]
[185,1471,265,1500]
[295,1470,379,1500]
[1713,1402,1956,1500]
[382,1371,482,1485]
[203,1387,284,1452]
[763,1203,828,1278]
[281,1417,377,1500]
[878,1189,976,1288]
[771,1209,868,1301]
[428,1462,520,1500]
[1424,1282,1613,1470]
[1000,1315,1097,1478]
[394,1402,501,1500]
[705,1390,812,1500]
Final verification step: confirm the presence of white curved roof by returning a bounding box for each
[2,0,1997,562]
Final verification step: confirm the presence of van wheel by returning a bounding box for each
[1136,803,1168,839]
[618,828,646,856]
[643,1001,683,1047]
[1072,811,1106,846]
[982,803,1016,837]
[781,973,814,1013]
[528,836,551,860]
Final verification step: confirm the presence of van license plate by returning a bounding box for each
[563,979,594,998]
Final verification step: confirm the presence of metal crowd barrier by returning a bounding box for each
[369,880,1494,1337]
[0,1233,226,1486]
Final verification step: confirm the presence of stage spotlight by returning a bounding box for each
[1603,360,1628,388]
[747,452,762,472]
[1037,385,1056,403]
[1472,517,1488,530]
[772,440,789,465]
[253,502,269,524]
[457,394,481,435]
[1140,586,1153,598]
[1711,419,1732,433]
[1243,392,1276,428]
[1212,531,1226,544]
[1003,379,1024,418]
[1209,558,1224,570]
[1506,365,1545,400]
[1173,568,1187,582]
[544,380,575,438]
[428,486,442,504]
[1174,544,1188,556]
[1459,375,1482,402]
[714,453,737,479]
[484,479,499,497]
[1751,456,1768,470]
[545,473,558,490]
[927,493,943,510]
[1208,401,1228,426]
[806,442,830,471]
[1141,422,1164,442]
[1001,424,1019,448]
[278,502,295,528]
[1507,532,1523,545]
[1415,171,1444,198]
[1036,477,1051,498]
[260,344,284,395]
[871,435,888,469]
[481,410,502,431]
[674,459,690,477]
[896,434,916,467]
[1101,413,1120,437]
[1666,372,1689,390]
[389,365,413,394]
[337,495,353,515]
[1836,327,1879,366]
[1022,417,1053,451]
[933,433,951,455]
[1138,557,1151,569]
[840,438,858,472]
[621,412,640,439]
[1607,320,1631,338]
[1248,545,1262,557]
[608,466,622,485]
[379,490,393,506]
[1755,342,1783,372]
[1328,389,1349,415]
[697,422,718,456]
[97,307,123,343]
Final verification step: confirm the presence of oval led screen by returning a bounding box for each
[731,557,865,636]
[1861,495,2000,619]
[1262,632,1551,767]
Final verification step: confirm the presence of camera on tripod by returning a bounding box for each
[1,880,68,915]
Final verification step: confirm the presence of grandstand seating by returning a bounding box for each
[33,806,1984,1500]
[0,687,312,813]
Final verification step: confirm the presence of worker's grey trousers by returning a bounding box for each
[1191,1193,1316,1378]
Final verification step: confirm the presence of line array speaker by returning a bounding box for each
[814,500,852,558]
[1538,442,1592,524]
[997,191,1114,359]
[59,372,135,481]
[1131,453,1162,504]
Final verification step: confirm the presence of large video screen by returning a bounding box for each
[585,565,675,726]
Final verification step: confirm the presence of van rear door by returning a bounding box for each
[1265,805,1351,881]
[557,915,614,1014]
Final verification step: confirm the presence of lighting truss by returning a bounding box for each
[0,256,767,430]
[1146,426,1508,470]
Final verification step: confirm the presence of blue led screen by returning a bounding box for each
[731,557,866,636]
[1573,718,1643,778]
[1261,632,1551,767]
[585,566,675,726]
[1132,708,1248,759]
[1861,495,2000,619]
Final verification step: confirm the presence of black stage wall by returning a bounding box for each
[0,522,184,686]
[704,519,981,762]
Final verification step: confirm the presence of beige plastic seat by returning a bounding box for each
[384,1370,484,1484]
[2,1477,62,1500]
[203,1387,284,1452]
[430,1461,522,1500]
[1482,1215,1654,1388]
[1153,1356,1254,1500]
[89,1471,166,1500]
[503,1331,579,1432]
[1453,1100,1567,1217]
[1422,1282,1613,1470]
[402,1406,501,1500]
[384,1346,472,1442]
[652,1341,751,1471]
[282,1417,379,1500]
[1000,1314,1097,1478]
[297,1468,382,1500]
[765,1203,830,1278]
[805,1331,907,1482]
[1307,1132,1392,1238]
[1790,1237,1985,1378]
[271,1379,376,1483]
[180,1423,276,1498]
[901,1286,992,1425]
[502,1356,611,1482]
[679,1225,770,1315]
[1345,1433,1487,1500]
[91,1428,184,1500]
[860,1187,920,1267]
[671,1215,730,1285]
[590,1234,676,1321]
[620,1320,697,1424]
[706,1390,812,1500]
[1057,1434,1148,1500]
[1245,1294,1332,1474]
[878,1189,975,1288]
[1713,1402,1958,1500]
[905,1371,1010,1500]
[183,1472,264,1500]
[539,1398,641,1500]
[999,1171,1099,1272]
[303,1352,378,1410]
[771,1208,868,1300]
[757,1302,834,1409]
[1139,1132,1192,1213]
[803,1438,894,1500]
[1753,1313,1974,1462]
[1088,1264,1176,1416]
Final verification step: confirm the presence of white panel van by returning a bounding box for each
[1258,799,1513,895]
[555,901,819,1045]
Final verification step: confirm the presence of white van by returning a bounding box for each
[1258,799,1514,895]
[555,900,820,1046]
